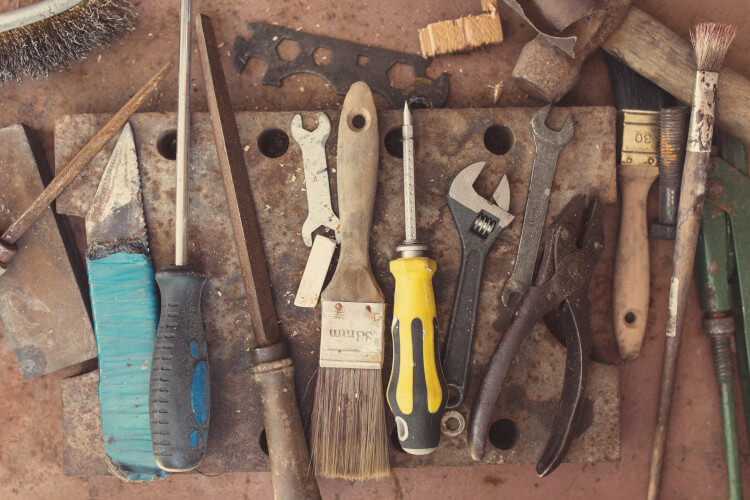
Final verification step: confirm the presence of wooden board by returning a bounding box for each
[55,107,620,475]
[0,125,94,379]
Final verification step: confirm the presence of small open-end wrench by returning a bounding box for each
[501,105,574,306]
[443,162,514,409]
[291,113,341,247]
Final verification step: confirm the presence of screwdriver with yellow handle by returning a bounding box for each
[387,103,448,455]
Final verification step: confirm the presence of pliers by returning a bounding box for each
[467,195,605,476]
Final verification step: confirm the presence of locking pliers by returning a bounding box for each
[467,195,605,476]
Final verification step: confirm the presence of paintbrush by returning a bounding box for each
[310,82,390,480]
[605,54,666,360]
[647,22,737,500]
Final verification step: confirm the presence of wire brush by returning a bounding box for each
[0,0,137,82]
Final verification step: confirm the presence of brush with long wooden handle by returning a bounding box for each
[647,22,737,500]
[605,55,665,360]
[310,82,390,480]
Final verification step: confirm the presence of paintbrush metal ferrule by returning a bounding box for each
[687,71,719,153]
[618,109,660,166]
[320,300,385,369]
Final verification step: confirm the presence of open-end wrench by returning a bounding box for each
[291,113,341,247]
[443,161,514,409]
[500,105,574,306]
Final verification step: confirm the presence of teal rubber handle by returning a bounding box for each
[87,248,166,482]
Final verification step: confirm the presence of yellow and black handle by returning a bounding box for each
[387,256,447,455]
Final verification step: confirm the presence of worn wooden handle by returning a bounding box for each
[603,7,750,154]
[323,82,383,303]
[613,164,658,360]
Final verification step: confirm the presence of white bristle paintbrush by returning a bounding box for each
[647,21,737,500]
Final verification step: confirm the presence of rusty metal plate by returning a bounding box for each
[0,125,94,379]
[56,107,618,475]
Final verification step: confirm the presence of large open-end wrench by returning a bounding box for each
[291,113,341,247]
[443,162,514,409]
[500,105,574,306]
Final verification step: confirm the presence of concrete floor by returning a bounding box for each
[1,0,749,498]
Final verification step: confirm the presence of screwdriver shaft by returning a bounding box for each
[402,103,417,244]
[175,0,192,266]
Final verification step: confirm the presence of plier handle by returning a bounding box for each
[467,195,605,476]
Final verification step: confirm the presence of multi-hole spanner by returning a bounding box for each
[290,112,342,247]
[442,161,514,410]
[501,105,574,306]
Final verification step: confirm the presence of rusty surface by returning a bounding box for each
[0,125,94,379]
[0,62,173,253]
[56,106,617,475]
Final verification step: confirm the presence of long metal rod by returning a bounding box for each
[174,0,191,266]
[402,103,417,244]
[196,13,279,346]
[0,60,174,252]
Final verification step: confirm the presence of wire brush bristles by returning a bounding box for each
[691,22,737,73]
[0,0,136,83]
[311,367,390,480]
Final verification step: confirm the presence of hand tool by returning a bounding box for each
[500,105,573,306]
[290,112,341,248]
[443,161,514,409]
[648,23,737,500]
[605,55,665,360]
[196,14,321,498]
[310,82,390,480]
[386,103,447,455]
[651,106,689,240]
[508,0,631,102]
[508,1,750,150]
[0,61,173,274]
[150,0,210,472]
[468,195,604,476]
[0,124,93,380]
[85,123,165,483]
[234,23,449,108]
[695,140,748,500]
[0,0,136,82]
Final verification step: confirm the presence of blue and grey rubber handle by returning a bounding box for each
[150,265,210,471]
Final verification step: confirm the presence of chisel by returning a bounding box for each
[149,0,210,472]
[386,103,447,455]
[85,123,165,482]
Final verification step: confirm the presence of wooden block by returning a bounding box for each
[0,125,95,379]
[419,0,503,58]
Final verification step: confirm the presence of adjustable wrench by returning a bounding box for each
[443,162,514,409]
[291,113,341,247]
[501,105,574,306]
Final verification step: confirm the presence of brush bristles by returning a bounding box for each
[311,367,390,480]
[691,22,737,72]
[0,0,136,82]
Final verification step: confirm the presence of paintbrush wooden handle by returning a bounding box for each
[613,164,658,360]
[323,82,383,303]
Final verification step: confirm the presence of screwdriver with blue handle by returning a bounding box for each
[387,103,448,455]
[149,0,210,472]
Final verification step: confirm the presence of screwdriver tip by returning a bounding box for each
[403,102,411,126]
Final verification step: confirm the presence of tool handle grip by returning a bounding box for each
[468,287,541,461]
[150,265,210,472]
[324,82,382,303]
[613,165,657,360]
[442,245,488,409]
[251,354,321,500]
[387,257,447,455]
